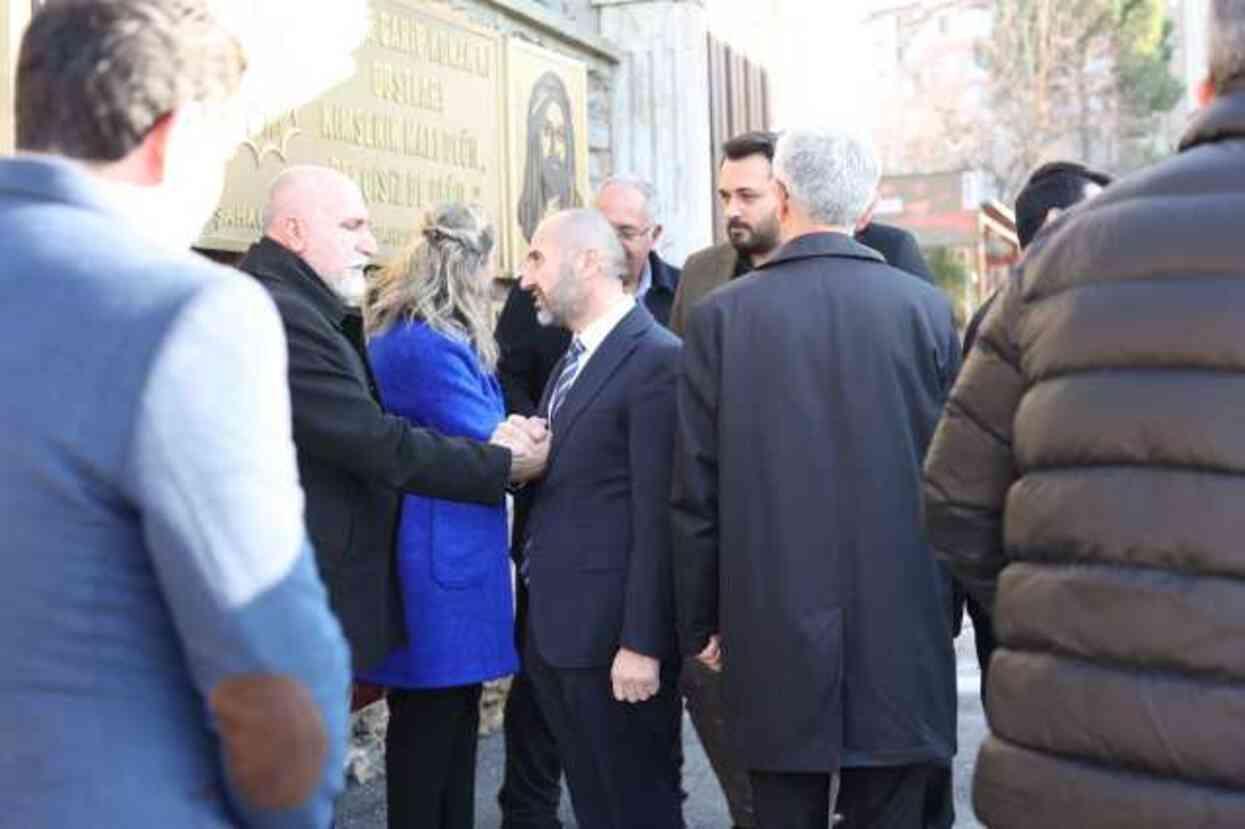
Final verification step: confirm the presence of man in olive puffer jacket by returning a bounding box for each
[923,2,1245,825]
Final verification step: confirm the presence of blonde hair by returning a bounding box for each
[365,203,499,372]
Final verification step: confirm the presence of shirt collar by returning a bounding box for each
[575,293,636,363]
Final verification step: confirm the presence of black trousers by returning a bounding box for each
[966,595,996,704]
[750,764,954,829]
[681,660,754,827]
[525,631,683,829]
[385,684,483,829]
[499,580,565,829]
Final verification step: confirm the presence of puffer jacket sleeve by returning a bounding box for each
[923,269,1027,613]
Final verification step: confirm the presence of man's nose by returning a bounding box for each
[359,229,379,258]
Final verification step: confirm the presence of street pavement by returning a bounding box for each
[337,625,989,827]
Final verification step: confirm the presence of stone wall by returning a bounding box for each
[596,0,714,265]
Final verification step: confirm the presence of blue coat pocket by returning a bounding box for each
[428,501,507,589]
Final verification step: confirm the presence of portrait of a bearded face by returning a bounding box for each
[517,71,582,243]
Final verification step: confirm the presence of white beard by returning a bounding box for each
[333,269,369,307]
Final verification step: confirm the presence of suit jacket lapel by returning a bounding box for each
[547,305,650,468]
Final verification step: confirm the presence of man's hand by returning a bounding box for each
[491,416,550,482]
[209,673,328,810]
[611,648,661,703]
[696,635,722,673]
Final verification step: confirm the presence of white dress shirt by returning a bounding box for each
[568,293,637,390]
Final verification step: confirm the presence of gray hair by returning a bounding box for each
[365,203,499,371]
[773,129,880,228]
[550,208,628,282]
[597,174,661,225]
[1209,0,1245,92]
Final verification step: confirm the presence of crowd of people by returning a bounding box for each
[6,1,1245,828]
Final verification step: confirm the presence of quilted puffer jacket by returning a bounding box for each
[923,90,1245,828]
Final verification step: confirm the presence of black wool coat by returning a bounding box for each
[241,238,510,671]
[673,232,961,772]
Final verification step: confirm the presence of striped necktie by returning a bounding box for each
[546,338,585,422]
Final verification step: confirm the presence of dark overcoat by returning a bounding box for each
[673,232,961,772]
[242,238,510,671]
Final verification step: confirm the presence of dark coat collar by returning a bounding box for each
[757,231,885,271]
[648,251,679,294]
[1180,89,1245,152]
[241,236,349,327]
[547,303,654,468]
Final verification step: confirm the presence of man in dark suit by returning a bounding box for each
[241,165,549,676]
[670,131,931,338]
[516,208,683,829]
[494,175,680,828]
[674,129,961,828]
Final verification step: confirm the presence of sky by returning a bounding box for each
[705,0,880,133]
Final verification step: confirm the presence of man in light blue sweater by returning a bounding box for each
[0,2,350,827]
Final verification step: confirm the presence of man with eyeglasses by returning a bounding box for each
[493,174,681,829]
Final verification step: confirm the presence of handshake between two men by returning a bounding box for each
[491,414,551,483]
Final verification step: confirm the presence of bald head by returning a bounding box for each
[544,208,628,282]
[519,208,628,332]
[262,165,377,304]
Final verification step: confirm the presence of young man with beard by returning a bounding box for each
[669,131,932,338]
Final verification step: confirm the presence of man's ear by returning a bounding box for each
[127,112,177,187]
[651,223,663,244]
[774,178,793,222]
[284,216,308,253]
[1196,75,1216,108]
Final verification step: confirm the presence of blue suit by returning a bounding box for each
[522,303,683,829]
[360,321,518,689]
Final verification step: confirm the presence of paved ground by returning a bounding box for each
[337,625,988,827]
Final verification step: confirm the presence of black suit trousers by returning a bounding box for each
[525,628,683,829]
[499,580,565,829]
[749,765,954,829]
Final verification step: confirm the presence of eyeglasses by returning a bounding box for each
[613,224,655,243]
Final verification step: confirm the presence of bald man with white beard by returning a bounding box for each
[241,165,549,676]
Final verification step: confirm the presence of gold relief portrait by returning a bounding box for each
[505,39,589,277]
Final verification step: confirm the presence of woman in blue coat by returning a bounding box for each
[361,203,518,829]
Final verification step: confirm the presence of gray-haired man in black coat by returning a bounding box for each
[674,129,961,828]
